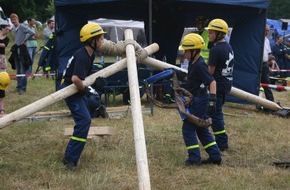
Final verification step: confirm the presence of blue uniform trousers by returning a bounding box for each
[182,95,221,163]
[64,94,91,165]
[14,52,27,92]
[211,92,228,150]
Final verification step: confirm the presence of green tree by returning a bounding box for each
[1,0,289,23]
[267,0,290,19]
[0,0,54,23]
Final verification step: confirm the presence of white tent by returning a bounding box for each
[89,18,147,47]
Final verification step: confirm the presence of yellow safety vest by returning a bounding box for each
[200,30,210,63]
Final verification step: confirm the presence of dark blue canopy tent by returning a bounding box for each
[54,0,269,103]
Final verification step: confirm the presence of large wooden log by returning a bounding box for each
[141,57,282,111]
[124,29,151,190]
[229,87,281,111]
[0,43,159,129]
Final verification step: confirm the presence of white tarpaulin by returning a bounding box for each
[89,18,147,47]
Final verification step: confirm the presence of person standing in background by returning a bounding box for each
[260,25,275,107]
[271,34,289,78]
[9,13,35,95]
[0,19,10,114]
[26,17,38,74]
[0,18,10,59]
[194,16,211,63]
[43,19,55,44]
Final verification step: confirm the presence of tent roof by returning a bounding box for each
[55,0,269,9]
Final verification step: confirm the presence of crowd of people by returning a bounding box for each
[258,24,290,111]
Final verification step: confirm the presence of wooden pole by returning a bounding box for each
[125,29,151,190]
[141,57,282,111]
[229,87,282,111]
[0,43,159,129]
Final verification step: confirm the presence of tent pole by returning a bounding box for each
[148,0,154,116]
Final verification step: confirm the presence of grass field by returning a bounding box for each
[1,85,290,189]
[1,34,290,189]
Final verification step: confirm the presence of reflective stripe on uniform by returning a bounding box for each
[163,94,172,98]
[203,141,217,149]
[45,66,51,71]
[71,136,86,143]
[214,130,226,135]
[187,144,199,150]
[44,46,50,51]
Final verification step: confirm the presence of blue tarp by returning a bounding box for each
[267,19,290,35]
[54,0,270,104]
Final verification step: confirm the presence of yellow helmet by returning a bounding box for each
[206,18,228,34]
[80,22,106,42]
[0,72,10,90]
[179,33,205,51]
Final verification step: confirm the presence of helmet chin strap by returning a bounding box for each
[88,38,97,51]
[189,50,199,64]
[214,32,225,44]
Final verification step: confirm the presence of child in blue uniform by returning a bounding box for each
[60,23,146,171]
[206,18,234,151]
[179,33,222,166]
[60,23,106,171]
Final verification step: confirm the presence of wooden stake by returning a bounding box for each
[64,126,115,137]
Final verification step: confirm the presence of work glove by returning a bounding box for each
[207,93,216,117]
[173,68,187,81]
[91,77,107,93]
[79,86,90,96]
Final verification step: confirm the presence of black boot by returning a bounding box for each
[201,158,222,165]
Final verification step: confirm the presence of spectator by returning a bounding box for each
[9,13,35,95]
[26,17,38,74]
[43,19,55,44]
[0,18,10,60]
[206,18,234,151]
[268,55,280,84]
[262,25,274,101]
[194,16,211,63]
[268,55,280,71]
[271,34,288,78]
[284,38,290,78]
[0,19,10,114]
[258,25,275,112]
